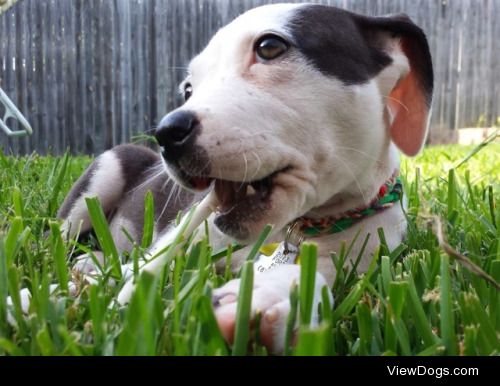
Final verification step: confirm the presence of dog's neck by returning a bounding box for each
[304,141,400,220]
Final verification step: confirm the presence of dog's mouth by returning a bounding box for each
[172,165,290,239]
[183,170,282,212]
[213,175,275,213]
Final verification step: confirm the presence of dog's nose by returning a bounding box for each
[155,110,199,160]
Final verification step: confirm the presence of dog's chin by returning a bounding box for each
[164,161,291,242]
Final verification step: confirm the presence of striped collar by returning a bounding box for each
[296,174,403,237]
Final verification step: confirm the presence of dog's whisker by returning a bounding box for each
[250,151,262,181]
[130,170,165,194]
[174,184,183,204]
[144,126,157,134]
[216,202,239,216]
[334,146,389,189]
[334,146,383,163]
[156,182,179,224]
[161,176,173,192]
[382,95,410,113]
[156,199,170,226]
[330,153,368,205]
[238,153,249,190]
[199,162,211,176]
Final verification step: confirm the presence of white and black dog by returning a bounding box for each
[58,3,433,353]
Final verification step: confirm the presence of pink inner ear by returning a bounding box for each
[388,54,430,156]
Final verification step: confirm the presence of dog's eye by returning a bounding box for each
[255,35,289,61]
[184,83,193,101]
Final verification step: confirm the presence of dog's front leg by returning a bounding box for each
[212,264,332,354]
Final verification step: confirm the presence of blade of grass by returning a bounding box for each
[384,306,397,354]
[4,217,24,267]
[380,255,392,297]
[36,326,55,356]
[452,129,499,170]
[0,338,25,356]
[406,276,439,346]
[196,295,229,356]
[85,197,121,280]
[463,326,478,356]
[49,222,68,294]
[392,319,411,355]
[12,186,24,220]
[345,233,371,285]
[377,228,390,257]
[7,267,27,336]
[320,285,333,325]
[388,281,407,319]
[294,323,334,356]
[388,281,410,355]
[116,272,163,355]
[488,185,496,229]
[447,169,458,224]
[458,292,498,355]
[244,224,273,263]
[89,285,106,351]
[141,191,155,248]
[211,243,244,263]
[490,260,500,329]
[284,281,299,356]
[440,254,457,355]
[232,261,254,356]
[48,152,70,216]
[299,242,318,326]
[331,247,379,324]
[0,241,8,335]
[356,302,372,355]
[224,243,233,282]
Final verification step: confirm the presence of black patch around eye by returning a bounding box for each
[255,34,290,61]
[288,5,391,84]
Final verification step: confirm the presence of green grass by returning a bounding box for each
[0,142,499,356]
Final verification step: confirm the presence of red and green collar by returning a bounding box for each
[297,174,403,237]
[257,174,403,268]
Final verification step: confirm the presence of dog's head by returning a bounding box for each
[155,3,433,243]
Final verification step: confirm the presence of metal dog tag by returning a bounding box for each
[255,242,299,273]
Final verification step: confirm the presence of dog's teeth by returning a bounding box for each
[246,184,256,196]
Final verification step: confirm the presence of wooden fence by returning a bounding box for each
[1,0,499,155]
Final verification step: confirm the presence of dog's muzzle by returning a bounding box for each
[155,110,290,241]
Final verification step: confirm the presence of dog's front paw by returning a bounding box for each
[72,251,104,274]
[212,264,330,354]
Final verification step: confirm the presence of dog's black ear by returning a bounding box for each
[356,14,434,156]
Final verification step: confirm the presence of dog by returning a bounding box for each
[58,3,433,353]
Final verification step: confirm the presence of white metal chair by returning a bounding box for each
[0,87,33,137]
[0,0,31,138]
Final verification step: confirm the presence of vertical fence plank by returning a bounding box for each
[101,0,114,150]
[147,0,157,134]
[33,0,47,153]
[63,0,77,153]
[5,6,17,154]
[54,0,65,154]
[14,0,28,153]
[118,0,132,148]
